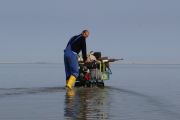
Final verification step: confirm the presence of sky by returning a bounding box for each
[0,0,180,64]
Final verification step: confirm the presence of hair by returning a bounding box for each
[82,30,89,34]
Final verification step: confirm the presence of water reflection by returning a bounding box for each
[64,88,109,120]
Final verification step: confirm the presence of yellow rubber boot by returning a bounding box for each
[66,75,76,89]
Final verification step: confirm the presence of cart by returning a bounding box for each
[75,52,122,87]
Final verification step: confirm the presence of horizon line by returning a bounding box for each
[0,62,180,65]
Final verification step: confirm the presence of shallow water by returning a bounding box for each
[0,64,180,120]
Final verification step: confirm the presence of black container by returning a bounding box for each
[93,52,101,59]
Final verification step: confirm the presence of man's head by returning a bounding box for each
[82,30,89,38]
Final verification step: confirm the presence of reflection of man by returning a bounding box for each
[64,88,109,120]
[64,30,89,89]
[64,89,76,119]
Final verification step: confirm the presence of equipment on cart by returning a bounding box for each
[75,52,123,87]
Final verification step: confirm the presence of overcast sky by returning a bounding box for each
[0,0,180,64]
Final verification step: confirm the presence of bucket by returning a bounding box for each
[101,71,111,80]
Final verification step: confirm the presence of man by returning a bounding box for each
[64,30,89,89]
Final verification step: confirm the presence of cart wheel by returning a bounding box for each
[75,81,82,87]
[86,82,91,87]
[97,81,104,88]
